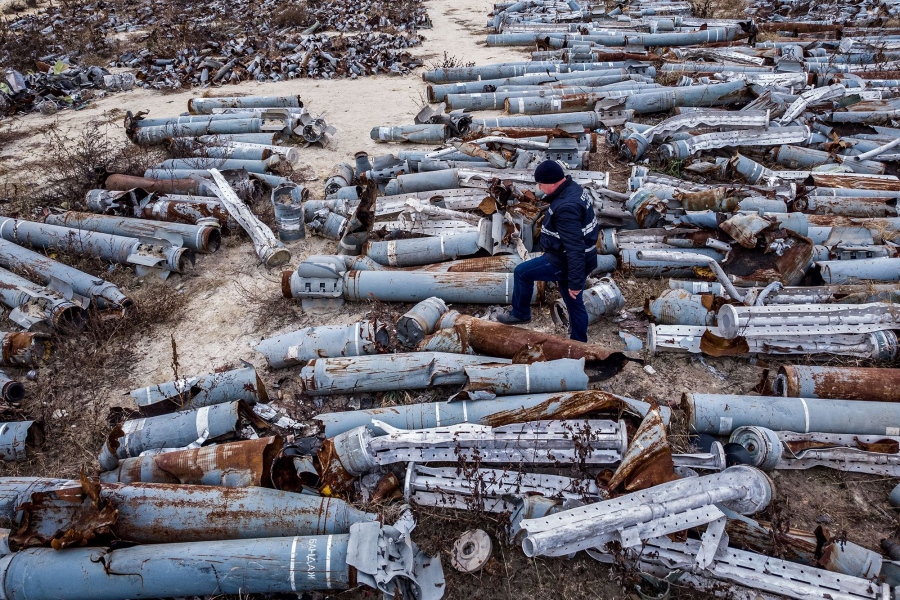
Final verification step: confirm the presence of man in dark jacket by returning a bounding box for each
[497,160,598,342]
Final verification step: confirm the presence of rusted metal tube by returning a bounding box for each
[129,365,267,416]
[98,401,267,471]
[0,422,42,462]
[104,174,218,197]
[13,482,376,547]
[774,365,900,402]
[0,332,49,368]
[0,525,444,600]
[433,313,625,365]
[99,437,285,488]
[142,198,236,231]
[315,390,665,438]
[795,196,898,218]
[0,478,77,528]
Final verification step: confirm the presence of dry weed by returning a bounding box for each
[1,118,164,216]
[690,0,747,19]
[0,278,190,479]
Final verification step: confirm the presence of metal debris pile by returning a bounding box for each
[260,0,900,597]
[1,385,445,598]
[0,65,135,117]
[4,0,900,597]
[0,96,329,420]
[0,0,428,114]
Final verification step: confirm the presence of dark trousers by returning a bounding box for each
[509,254,589,342]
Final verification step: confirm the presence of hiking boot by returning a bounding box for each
[495,310,531,325]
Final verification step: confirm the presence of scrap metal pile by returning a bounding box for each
[1,390,446,599]
[4,0,900,598]
[0,0,427,116]
[261,0,900,597]
[0,96,325,429]
[0,65,135,117]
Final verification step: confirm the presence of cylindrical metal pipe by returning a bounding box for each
[104,174,219,197]
[282,269,538,305]
[25,484,376,544]
[300,352,509,395]
[98,401,262,470]
[0,267,87,332]
[370,125,447,143]
[44,212,220,254]
[383,170,460,195]
[153,157,278,174]
[133,118,267,145]
[427,68,631,101]
[315,390,658,437]
[424,61,627,83]
[255,321,390,369]
[464,358,588,395]
[684,393,900,435]
[0,421,43,462]
[0,371,24,404]
[0,536,351,598]
[396,298,449,346]
[818,258,900,283]
[196,133,282,145]
[128,366,267,415]
[188,95,303,114]
[774,365,900,402]
[364,233,480,267]
[795,196,898,218]
[0,217,191,276]
[99,437,285,488]
[0,238,131,310]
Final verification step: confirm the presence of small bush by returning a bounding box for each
[1,2,25,14]
[690,0,747,19]
[4,118,165,216]
[427,51,475,70]
[273,3,313,28]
